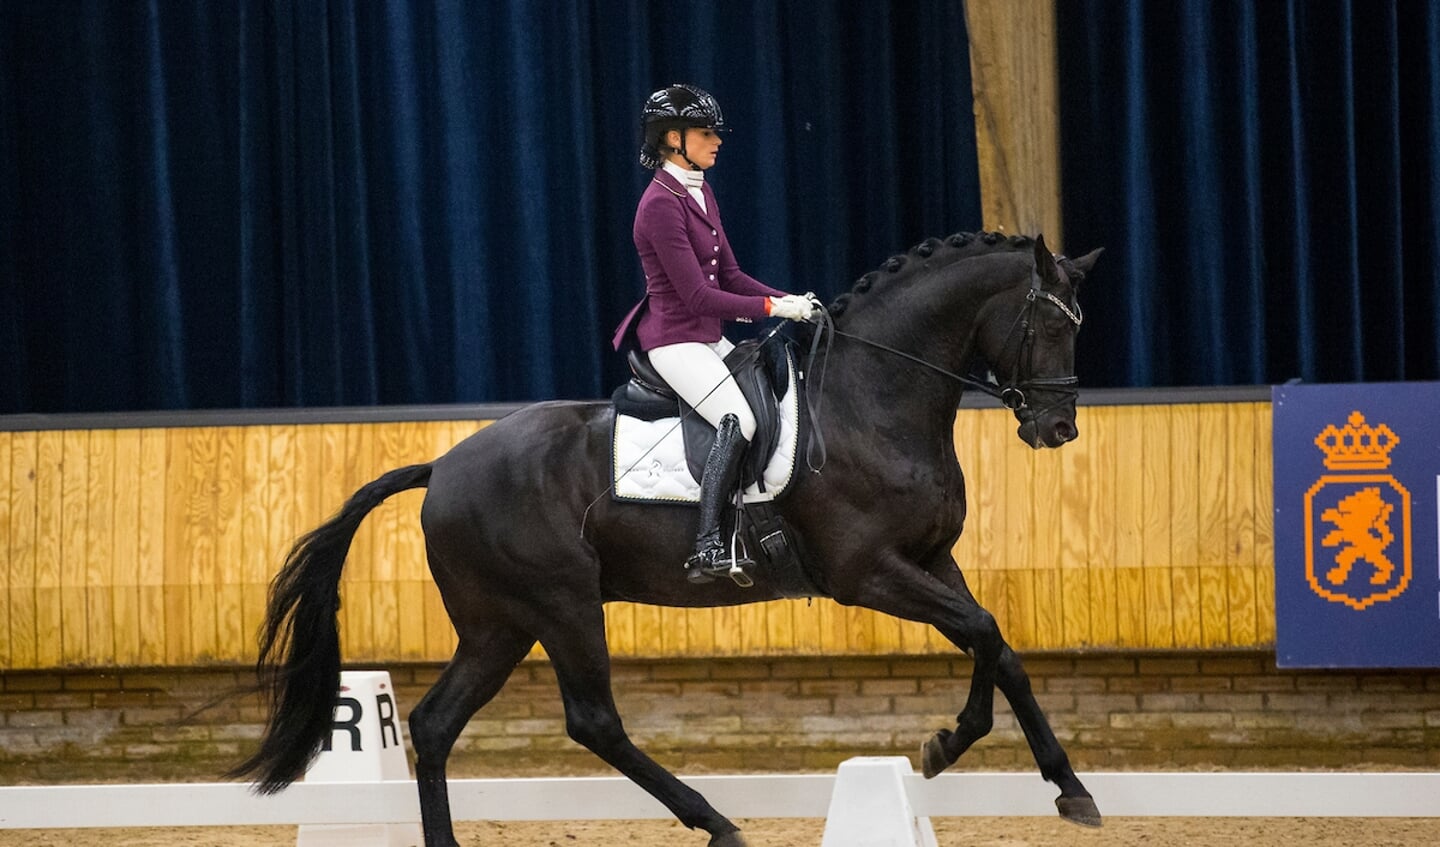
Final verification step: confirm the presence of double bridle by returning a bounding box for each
[811,263,1083,415]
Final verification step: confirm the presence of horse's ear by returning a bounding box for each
[1068,247,1104,278]
[1032,235,1060,286]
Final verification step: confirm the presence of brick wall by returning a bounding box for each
[3,652,1438,784]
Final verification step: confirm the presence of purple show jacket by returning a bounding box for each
[612,169,786,351]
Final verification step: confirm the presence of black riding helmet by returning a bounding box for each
[638,83,727,169]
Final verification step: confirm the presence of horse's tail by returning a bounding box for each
[228,462,433,794]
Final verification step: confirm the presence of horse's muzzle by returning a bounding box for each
[1016,412,1078,449]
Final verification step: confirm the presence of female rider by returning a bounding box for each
[612,83,816,585]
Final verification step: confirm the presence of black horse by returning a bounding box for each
[232,232,1103,846]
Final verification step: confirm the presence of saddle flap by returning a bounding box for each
[610,340,803,505]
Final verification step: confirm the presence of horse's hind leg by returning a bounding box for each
[537,603,748,847]
[409,623,536,847]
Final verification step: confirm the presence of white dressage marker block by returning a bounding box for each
[297,671,422,847]
[821,757,938,847]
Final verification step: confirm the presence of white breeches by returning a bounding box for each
[646,338,757,441]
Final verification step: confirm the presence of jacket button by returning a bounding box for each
[710,258,718,266]
[711,229,717,236]
[708,274,716,281]
[713,245,719,252]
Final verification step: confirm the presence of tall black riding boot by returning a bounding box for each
[686,414,756,585]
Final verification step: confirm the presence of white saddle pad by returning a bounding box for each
[612,355,801,504]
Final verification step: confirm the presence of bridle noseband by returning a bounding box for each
[995,266,1084,416]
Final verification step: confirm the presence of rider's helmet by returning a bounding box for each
[638,84,727,169]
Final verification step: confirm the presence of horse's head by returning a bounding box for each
[974,235,1102,449]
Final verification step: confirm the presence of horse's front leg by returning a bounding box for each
[831,550,1100,827]
[927,557,1099,825]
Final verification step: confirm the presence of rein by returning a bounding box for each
[800,263,1083,469]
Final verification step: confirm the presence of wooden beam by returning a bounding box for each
[965,0,1063,246]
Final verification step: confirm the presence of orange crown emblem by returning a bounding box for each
[1314,411,1399,470]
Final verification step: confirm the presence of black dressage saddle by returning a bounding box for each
[611,339,791,491]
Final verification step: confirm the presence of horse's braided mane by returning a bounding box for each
[827,231,1037,317]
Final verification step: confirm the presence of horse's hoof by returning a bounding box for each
[709,829,749,847]
[1056,793,1102,827]
[920,731,951,779]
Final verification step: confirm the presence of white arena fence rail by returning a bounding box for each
[3,770,1439,829]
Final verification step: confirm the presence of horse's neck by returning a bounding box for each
[820,267,1004,448]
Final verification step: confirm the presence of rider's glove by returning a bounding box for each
[768,294,818,321]
[803,292,825,316]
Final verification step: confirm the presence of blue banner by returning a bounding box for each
[1273,383,1440,668]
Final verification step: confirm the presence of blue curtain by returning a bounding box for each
[1058,0,1440,387]
[0,0,980,414]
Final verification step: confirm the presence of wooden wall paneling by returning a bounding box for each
[0,433,14,669]
[34,430,64,667]
[110,429,143,665]
[989,411,1030,645]
[973,408,1010,573]
[872,606,906,654]
[212,427,246,662]
[1032,447,1064,649]
[684,606,717,657]
[391,421,433,659]
[0,401,1280,668]
[738,601,769,656]
[397,580,428,661]
[1108,406,1146,647]
[1110,406,1146,567]
[663,606,692,658]
[631,601,663,658]
[806,590,837,657]
[950,409,983,653]
[160,427,192,665]
[1083,406,1119,646]
[605,601,638,659]
[422,579,457,661]
[380,423,430,661]
[950,411,978,614]
[969,410,1009,645]
[185,427,222,663]
[1007,433,1041,649]
[136,427,168,665]
[341,422,376,659]
[370,422,406,657]
[84,430,116,665]
[59,430,89,664]
[1139,407,1174,648]
[1168,404,1202,648]
[1196,405,1231,647]
[262,424,299,661]
[239,426,272,664]
[843,600,875,655]
[1057,407,1093,647]
[1254,405,1277,643]
[1225,403,1260,645]
[788,596,822,654]
[764,593,797,654]
[9,432,39,669]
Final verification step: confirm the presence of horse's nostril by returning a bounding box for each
[1055,421,1078,443]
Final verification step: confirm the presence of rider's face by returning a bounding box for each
[668,128,722,170]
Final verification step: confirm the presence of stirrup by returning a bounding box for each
[686,546,755,588]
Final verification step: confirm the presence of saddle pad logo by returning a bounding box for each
[1302,411,1411,611]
